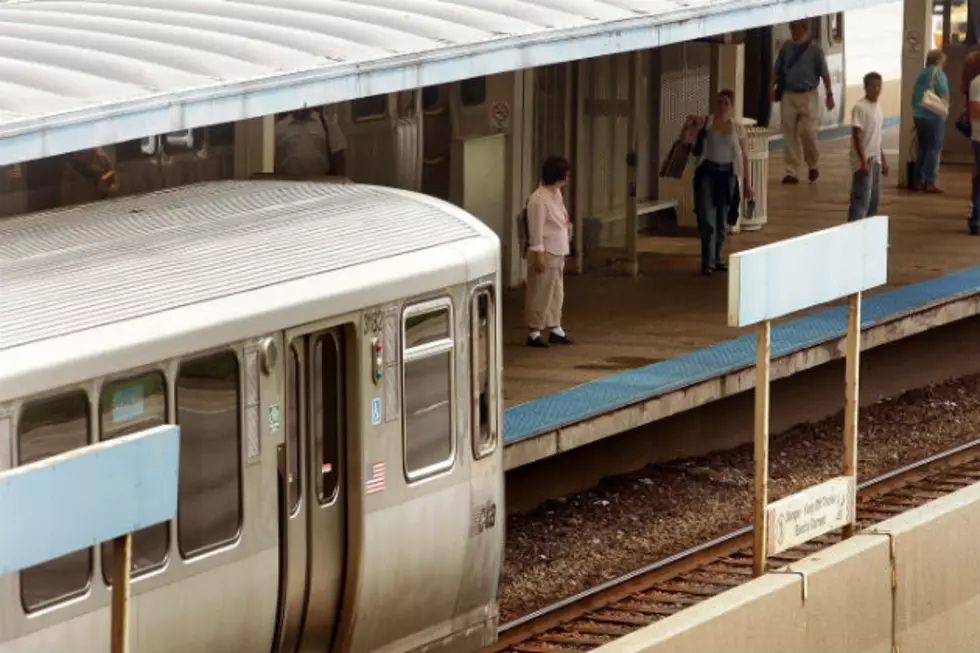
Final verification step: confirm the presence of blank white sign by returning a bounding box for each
[728,216,888,327]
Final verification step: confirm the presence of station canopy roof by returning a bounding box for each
[0,0,879,165]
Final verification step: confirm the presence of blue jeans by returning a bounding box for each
[913,117,944,186]
[693,161,735,269]
[848,159,881,222]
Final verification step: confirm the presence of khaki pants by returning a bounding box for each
[525,253,565,331]
[780,90,820,177]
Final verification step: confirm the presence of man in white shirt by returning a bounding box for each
[848,72,888,222]
[968,73,980,235]
[274,107,349,178]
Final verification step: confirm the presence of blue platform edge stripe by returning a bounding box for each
[0,425,180,575]
[768,115,901,151]
[504,265,980,445]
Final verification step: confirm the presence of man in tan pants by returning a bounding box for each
[525,156,574,348]
[770,20,835,184]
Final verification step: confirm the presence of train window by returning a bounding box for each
[405,307,450,349]
[460,77,487,107]
[949,0,974,46]
[403,300,455,479]
[313,330,344,504]
[422,86,441,110]
[18,390,92,612]
[352,94,388,122]
[176,351,242,557]
[287,344,302,514]
[210,122,237,148]
[100,372,169,584]
[471,288,497,459]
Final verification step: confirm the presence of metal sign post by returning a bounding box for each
[0,425,180,653]
[753,320,771,577]
[842,291,861,538]
[728,216,888,577]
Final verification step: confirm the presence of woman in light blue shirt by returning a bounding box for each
[690,90,752,276]
[911,49,950,192]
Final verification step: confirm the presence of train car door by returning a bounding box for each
[821,13,846,129]
[275,328,349,653]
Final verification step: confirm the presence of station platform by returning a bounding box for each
[502,128,980,470]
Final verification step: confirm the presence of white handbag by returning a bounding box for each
[921,67,949,118]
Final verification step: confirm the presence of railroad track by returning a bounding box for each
[485,438,980,653]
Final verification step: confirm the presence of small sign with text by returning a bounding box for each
[766,475,856,556]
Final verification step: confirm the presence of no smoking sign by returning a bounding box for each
[489,101,510,128]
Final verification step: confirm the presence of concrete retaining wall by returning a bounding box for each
[591,481,980,653]
[877,484,980,652]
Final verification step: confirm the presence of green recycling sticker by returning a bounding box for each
[268,404,282,434]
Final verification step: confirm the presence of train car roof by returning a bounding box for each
[0,180,498,400]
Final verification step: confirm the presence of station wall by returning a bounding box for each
[591,480,980,653]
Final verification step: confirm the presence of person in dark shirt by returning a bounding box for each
[770,20,836,184]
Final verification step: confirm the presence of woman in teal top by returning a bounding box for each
[911,49,950,192]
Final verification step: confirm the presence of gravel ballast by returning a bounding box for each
[499,373,980,621]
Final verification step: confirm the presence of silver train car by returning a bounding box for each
[0,180,503,653]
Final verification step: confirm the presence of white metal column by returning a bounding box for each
[507,69,536,289]
[234,116,275,179]
[710,43,746,118]
[899,0,932,187]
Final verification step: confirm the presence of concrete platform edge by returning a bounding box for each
[503,286,980,471]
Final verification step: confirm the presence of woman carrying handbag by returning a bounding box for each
[910,49,950,193]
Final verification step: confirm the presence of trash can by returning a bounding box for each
[737,125,771,232]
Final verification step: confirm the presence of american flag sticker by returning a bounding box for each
[365,461,386,495]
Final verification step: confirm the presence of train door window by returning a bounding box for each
[176,351,242,557]
[18,390,91,611]
[287,344,302,513]
[99,372,169,583]
[352,94,388,122]
[402,300,455,479]
[471,288,497,459]
[313,330,344,504]
[460,77,487,107]
[956,0,974,45]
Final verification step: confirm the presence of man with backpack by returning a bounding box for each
[770,19,835,184]
[274,107,349,179]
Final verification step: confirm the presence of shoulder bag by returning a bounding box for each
[774,42,810,103]
[921,67,949,118]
